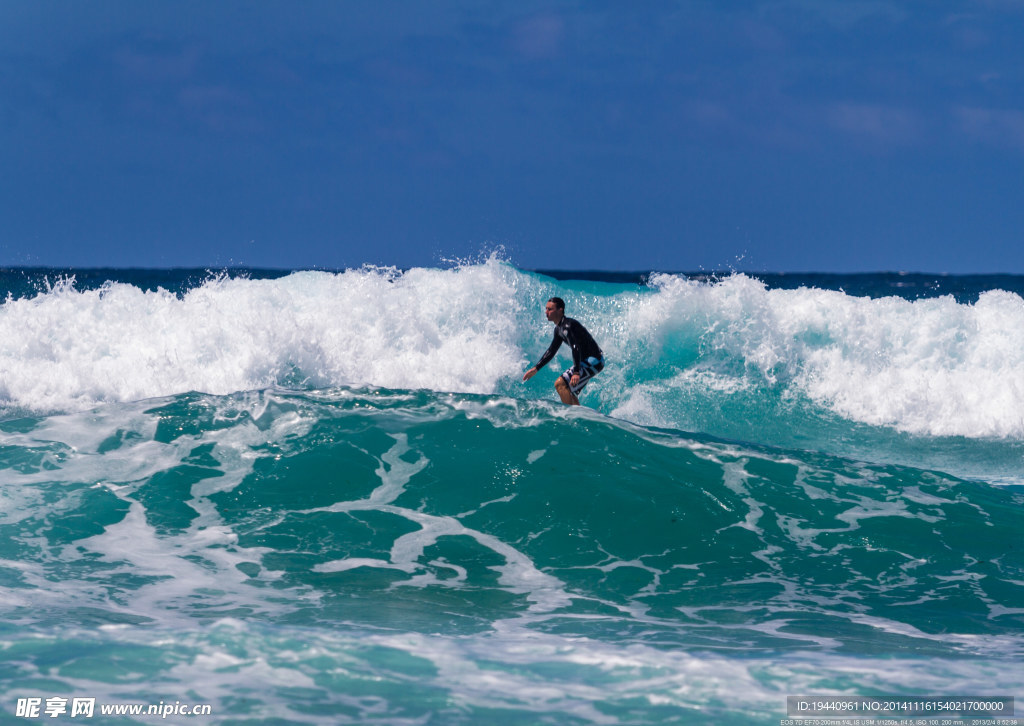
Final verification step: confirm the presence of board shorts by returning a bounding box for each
[562,356,605,397]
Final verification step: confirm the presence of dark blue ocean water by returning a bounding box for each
[1,260,1022,724]
[6,266,1024,303]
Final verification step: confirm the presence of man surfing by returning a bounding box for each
[522,297,605,405]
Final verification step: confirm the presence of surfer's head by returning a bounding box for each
[545,297,565,323]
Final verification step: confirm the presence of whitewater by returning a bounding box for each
[1,258,1022,724]
[3,258,1024,477]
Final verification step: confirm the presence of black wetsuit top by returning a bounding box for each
[534,317,604,375]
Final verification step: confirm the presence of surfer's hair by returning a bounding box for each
[548,297,565,310]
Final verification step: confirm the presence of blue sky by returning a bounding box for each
[2,1,1023,272]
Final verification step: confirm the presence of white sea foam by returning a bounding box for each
[606,273,1024,439]
[0,258,526,414]
[8,619,1021,725]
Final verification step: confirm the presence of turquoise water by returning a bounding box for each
[1,260,1023,723]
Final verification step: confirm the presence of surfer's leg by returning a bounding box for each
[554,376,579,405]
[557,358,603,405]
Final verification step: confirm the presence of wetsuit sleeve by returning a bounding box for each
[534,332,562,370]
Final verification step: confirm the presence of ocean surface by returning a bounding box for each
[1,258,1022,724]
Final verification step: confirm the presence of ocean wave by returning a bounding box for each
[0,260,527,413]
[3,259,1024,446]
[2,387,1022,723]
[3,388,1021,653]
[602,272,1024,439]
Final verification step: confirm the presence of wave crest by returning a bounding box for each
[3,262,1024,442]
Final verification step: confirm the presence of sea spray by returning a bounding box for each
[0,262,527,413]
[604,272,1024,439]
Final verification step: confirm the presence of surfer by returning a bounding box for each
[522,297,605,405]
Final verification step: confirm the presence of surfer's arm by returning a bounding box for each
[524,335,562,381]
[533,334,562,371]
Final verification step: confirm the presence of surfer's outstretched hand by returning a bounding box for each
[522,367,537,382]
